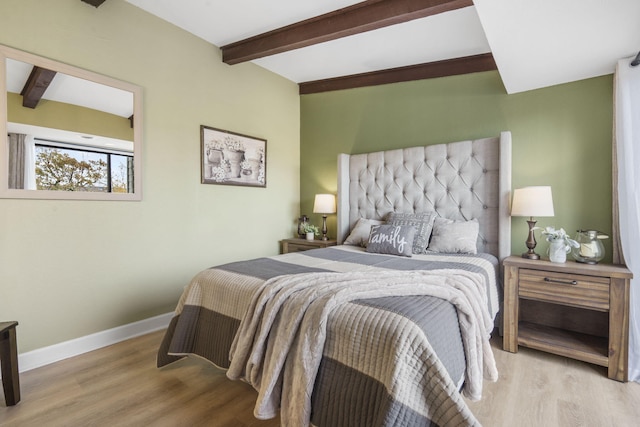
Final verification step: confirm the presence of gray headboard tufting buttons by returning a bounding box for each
[337,132,512,260]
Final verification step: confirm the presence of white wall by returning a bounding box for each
[0,0,301,353]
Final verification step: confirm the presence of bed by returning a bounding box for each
[157,132,512,427]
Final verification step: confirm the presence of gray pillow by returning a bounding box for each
[366,225,415,257]
[385,212,437,254]
[427,218,479,254]
[344,218,384,247]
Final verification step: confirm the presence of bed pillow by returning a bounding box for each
[366,225,415,257]
[343,218,384,247]
[385,212,436,254]
[427,218,479,254]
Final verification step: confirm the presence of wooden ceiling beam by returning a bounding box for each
[221,0,473,65]
[298,53,497,94]
[81,0,107,7]
[20,66,57,109]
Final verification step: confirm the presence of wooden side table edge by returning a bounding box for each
[608,277,630,382]
[503,264,519,353]
[0,321,21,406]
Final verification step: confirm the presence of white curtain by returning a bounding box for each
[23,134,36,190]
[614,57,640,382]
[7,133,36,189]
[7,132,26,189]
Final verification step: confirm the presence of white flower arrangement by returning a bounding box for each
[206,142,220,155]
[540,226,579,250]
[222,136,244,152]
[210,166,227,182]
[257,167,265,184]
[210,136,245,152]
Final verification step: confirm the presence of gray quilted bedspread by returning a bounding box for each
[157,245,500,427]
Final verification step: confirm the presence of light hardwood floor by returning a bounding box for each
[1,330,639,426]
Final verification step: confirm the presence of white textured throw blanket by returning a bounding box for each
[226,269,498,427]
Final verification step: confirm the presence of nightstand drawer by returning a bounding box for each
[281,238,337,254]
[519,268,610,311]
[285,243,312,253]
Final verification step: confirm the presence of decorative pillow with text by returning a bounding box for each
[385,211,437,254]
[366,225,415,257]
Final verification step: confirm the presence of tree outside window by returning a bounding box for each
[35,144,132,193]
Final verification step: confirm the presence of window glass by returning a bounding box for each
[35,143,133,193]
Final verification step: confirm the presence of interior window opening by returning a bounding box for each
[34,139,133,193]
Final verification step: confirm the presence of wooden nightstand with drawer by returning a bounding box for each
[281,238,337,254]
[503,256,632,381]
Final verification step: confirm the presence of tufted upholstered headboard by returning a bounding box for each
[336,132,512,260]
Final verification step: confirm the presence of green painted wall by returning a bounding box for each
[300,71,614,260]
[0,0,615,355]
[0,0,300,352]
[7,92,134,141]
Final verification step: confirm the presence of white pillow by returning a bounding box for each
[344,218,384,247]
[427,218,479,254]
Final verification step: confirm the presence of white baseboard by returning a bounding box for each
[11,312,173,375]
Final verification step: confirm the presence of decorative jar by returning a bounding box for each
[297,215,308,238]
[571,230,608,264]
[548,240,569,263]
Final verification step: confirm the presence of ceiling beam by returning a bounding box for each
[81,0,107,7]
[221,0,473,65]
[20,66,57,109]
[298,53,497,94]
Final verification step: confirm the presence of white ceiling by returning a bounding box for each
[6,58,134,118]
[125,0,639,94]
[253,7,490,83]
[474,0,640,93]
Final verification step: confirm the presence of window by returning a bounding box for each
[34,141,133,193]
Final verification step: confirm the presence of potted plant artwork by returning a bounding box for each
[221,136,245,178]
[201,125,267,188]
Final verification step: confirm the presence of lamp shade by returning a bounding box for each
[313,194,336,214]
[511,186,555,217]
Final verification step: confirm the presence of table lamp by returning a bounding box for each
[313,194,336,241]
[511,186,555,259]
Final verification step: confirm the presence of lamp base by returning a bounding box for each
[321,215,328,241]
[522,218,540,261]
[521,251,540,260]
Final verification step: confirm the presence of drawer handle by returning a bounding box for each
[544,277,578,286]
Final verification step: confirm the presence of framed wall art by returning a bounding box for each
[200,125,267,188]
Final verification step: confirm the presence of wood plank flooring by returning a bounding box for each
[1,330,639,426]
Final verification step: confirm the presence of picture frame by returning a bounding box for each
[200,125,267,188]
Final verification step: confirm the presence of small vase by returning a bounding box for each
[548,240,568,263]
[306,232,314,241]
[207,149,223,166]
[223,150,244,178]
[248,159,261,180]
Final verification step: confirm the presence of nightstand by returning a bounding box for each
[503,256,632,381]
[281,238,337,254]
